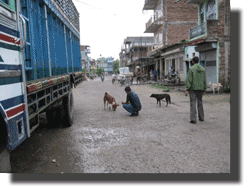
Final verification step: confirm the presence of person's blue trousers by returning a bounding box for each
[123,104,138,115]
[154,75,157,82]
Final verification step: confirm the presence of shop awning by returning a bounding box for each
[161,48,183,56]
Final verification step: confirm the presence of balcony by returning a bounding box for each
[143,0,159,10]
[147,43,163,56]
[189,20,218,41]
[189,22,206,40]
[144,15,163,33]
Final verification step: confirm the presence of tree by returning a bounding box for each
[113,60,120,74]
[96,67,104,75]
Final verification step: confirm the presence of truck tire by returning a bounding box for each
[46,107,60,126]
[61,89,74,127]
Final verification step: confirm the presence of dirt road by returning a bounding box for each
[10,76,230,173]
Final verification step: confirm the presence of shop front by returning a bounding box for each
[195,42,218,84]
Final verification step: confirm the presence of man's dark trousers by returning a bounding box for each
[189,90,204,122]
[154,75,157,82]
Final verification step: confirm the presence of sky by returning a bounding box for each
[72,0,154,60]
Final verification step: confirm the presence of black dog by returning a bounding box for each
[150,94,171,107]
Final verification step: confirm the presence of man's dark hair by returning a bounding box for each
[125,86,131,92]
[191,56,199,64]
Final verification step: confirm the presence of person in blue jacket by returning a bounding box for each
[153,69,157,82]
[122,86,142,116]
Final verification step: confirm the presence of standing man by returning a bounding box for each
[122,86,142,116]
[153,69,157,82]
[112,73,116,84]
[101,73,104,82]
[136,69,141,85]
[185,57,207,124]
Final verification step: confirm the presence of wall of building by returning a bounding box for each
[217,0,230,86]
[165,0,198,46]
[166,0,198,22]
[167,24,196,45]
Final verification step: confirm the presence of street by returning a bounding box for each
[10,76,230,173]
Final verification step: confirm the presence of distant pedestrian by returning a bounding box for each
[150,70,153,80]
[153,69,157,82]
[101,73,104,82]
[122,86,142,116]
[136,69,141,85]
[185,57,207,124]
[112,73,116,84]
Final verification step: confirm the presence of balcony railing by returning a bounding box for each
[145,15,163,33]
[190,22,206,40]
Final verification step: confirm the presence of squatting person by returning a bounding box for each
[122,86,142,116]
[185,56,207,124]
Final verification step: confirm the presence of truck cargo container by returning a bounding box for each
[0,0,83,172]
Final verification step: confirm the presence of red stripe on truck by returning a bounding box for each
[6,104,25,118]
[0,33,21,45]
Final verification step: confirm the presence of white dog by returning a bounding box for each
[208,82,223,94]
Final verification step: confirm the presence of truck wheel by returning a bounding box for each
[46,107,59,126]
[61,90,74,127]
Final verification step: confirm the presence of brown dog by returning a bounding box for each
[104,92,119,111]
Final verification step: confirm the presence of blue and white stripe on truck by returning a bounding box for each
[0,23,28,151]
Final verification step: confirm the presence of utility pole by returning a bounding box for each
[140,37,142,75]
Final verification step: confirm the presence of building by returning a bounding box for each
[97,56,111,74]
[106,57,114,74]
[123,36,154,74]
[183,0,230,88]
[80,45,91,72]
[143,0,198,81]
[119,45,126,67]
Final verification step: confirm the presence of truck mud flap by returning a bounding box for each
[0,147,11,173]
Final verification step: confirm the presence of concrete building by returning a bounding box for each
[97,56,114,74]
[183,0,230,88]
[123,36,154,74]
[106,57,114,74]
[143,0,198,81]
[119,45,126,67]
[80,45,91,72]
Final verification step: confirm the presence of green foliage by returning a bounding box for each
[113,60,120,74]
[150,84,172,91]
[96,67,104,75]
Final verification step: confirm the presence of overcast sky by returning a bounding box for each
[72,0,154,60]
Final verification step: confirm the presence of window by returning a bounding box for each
[156,2,163,19]
[158,31,163,44]
[199,3,205,24]
[179,57,183,72]
[206,0,217,20]
[154,31,163,48]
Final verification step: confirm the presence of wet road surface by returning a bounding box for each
[10,76,230,173]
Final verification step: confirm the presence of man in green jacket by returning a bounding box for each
[185,57,207,124]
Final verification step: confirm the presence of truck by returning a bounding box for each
[0,0,83,172]
[117,67,134,86]
[117,67,133,81]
